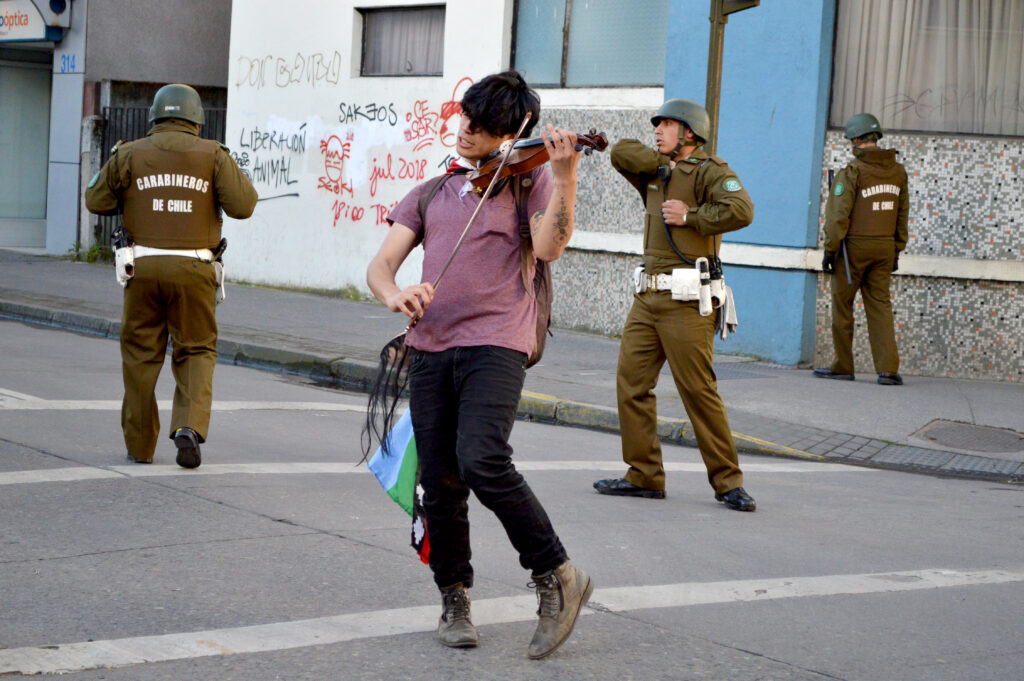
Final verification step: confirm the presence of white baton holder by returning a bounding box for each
[696,257,713,316]
[114,245,135,288]
[708,276,727,309]
[633,265,647,294]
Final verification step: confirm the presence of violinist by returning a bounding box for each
[366,70,592,659]
[593,99,758,512]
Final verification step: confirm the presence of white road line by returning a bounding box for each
[1,567,1020,676]
[0,468,124,485]
[0,398,364,412]
[0,460,870,486]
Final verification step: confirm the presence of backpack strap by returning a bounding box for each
[512,172,535,291]
[416,174,454,224]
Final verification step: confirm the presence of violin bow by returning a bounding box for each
[406,111,533,329]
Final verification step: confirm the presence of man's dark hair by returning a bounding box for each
[460,70,540,138]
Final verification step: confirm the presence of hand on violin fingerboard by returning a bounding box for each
[540,125,581,182]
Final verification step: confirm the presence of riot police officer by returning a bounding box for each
[85,84,258,468]
[814,113,908,385]
[593,99,757,511]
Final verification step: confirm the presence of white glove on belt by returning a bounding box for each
[114,246,135,288]
[213,261,226,304]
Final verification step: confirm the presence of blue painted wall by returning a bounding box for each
[717,267,818,366]
[665,0,835,364]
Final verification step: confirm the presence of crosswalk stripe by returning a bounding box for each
[1,567,1020,676]
[0,399,364,412]
[0,460,871,486]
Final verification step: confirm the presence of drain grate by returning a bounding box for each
[917,420,1024,453]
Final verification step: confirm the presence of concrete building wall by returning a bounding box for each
[85,0,232,87]
[223,0,663,297]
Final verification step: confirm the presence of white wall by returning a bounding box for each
[224,0,512,292]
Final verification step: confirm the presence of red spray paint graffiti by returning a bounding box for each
[318,134,353,195]
[438,77,473,148]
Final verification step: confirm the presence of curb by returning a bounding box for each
[3,300,1022,485]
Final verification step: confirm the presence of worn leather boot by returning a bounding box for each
[527,561,593,659]
[437,583,478,648]
[173,427,201,469]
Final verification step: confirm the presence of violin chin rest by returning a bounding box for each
[499,140,514,154]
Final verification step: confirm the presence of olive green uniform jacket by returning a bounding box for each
[822,146,908,376]
[85,120,257,461]
[611,141,753,273]
[610,139,753,494]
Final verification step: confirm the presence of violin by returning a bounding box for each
[467,129,609,189]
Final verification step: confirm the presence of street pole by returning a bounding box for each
[705,0,726,155]
[704,0,759,155]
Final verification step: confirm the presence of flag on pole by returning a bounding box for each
[367,409,430,563]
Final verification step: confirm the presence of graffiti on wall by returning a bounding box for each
[236,67,475,226]
[318,134,353,196]
[236,122,308,200]
[339,101,399,126]
[236,52,343,89]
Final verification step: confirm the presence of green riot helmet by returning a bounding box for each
[149,84,205,125]
[845,113,882,141]
[651,99,710,143]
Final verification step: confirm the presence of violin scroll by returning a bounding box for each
[574,128,608,156]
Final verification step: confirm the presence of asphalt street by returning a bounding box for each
[2,319,1023,680]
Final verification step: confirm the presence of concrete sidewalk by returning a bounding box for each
[2,248,1022,483]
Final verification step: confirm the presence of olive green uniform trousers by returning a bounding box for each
[829,237,900,376]
[120,256,218,460]
[617,291,743,494]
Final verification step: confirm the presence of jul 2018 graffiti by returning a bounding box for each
[369,154,428,197]
[242,75,475,225]
[317,76,473,226]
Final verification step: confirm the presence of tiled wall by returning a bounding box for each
[814,130,1024,382]
[543,108,655,333]
[545,109,1024,382]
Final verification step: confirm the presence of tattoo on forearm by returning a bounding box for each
[531,210,546,237]
[553,196,570,246]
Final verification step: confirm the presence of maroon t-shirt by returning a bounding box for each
[387,167,553,355]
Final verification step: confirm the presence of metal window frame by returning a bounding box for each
[511,0,665,89]
[358,4,446,78]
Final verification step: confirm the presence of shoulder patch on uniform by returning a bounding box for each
[833,182,845,197]
[88,171,100,188]
[110,143,120,155]
[723,178,742,192]
[220,144,230,152]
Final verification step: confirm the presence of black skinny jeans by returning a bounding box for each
[408,345,567,588]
